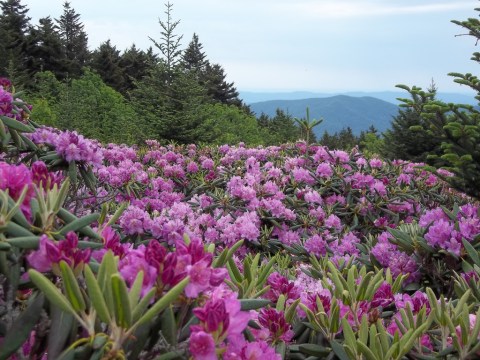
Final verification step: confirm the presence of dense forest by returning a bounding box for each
[1,0,480,197]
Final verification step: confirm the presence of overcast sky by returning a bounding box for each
[22,0,480,93]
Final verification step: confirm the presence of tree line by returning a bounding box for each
[0,0,305,145]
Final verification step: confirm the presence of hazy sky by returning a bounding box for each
[22,0,480,93]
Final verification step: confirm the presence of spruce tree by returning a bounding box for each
[182,33,207,73]
[56,1,89,78]
[27,17,66,80]
[0,0,31,84]
[149,1,182,76]
[397,7,480,198]
[90,40,124,91]
[119,44,157,95]
[203,62,242,107]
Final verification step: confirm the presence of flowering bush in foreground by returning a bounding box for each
[0,80,480,359]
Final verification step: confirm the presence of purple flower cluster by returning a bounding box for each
[420,204,480,256]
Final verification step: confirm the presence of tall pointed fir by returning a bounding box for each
[182,33,207,74]
[27,16,67,80]
[119,44,157,95]
[0,0,31,85]
[56,1,89,79]
[149,1,182,80]
[90,39,124,92]
[181,33,243,107]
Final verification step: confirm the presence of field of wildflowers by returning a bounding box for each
[1,79,480,359]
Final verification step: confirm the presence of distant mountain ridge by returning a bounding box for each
[248,95,399,137]
[241,90,477,105]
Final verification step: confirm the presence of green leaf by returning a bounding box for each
[298,344,331,357]
[227,257,243,283]
[462,238,480,266]
[0,115,34,133]
[111,274,132,328]
[5,221,35,237]
[240,298,271,311]
[160,305,177,346]
[60,261,86,312]
[84,265,111,324]
[0,294,44,360]
[128,271,145,309]
[6,236,40,249]
[59,213,100,236]
[57,208,101,240]
[357,341,379,360]
[47,305,75,360]
[28,269,76,315]
[341,317,357,351]
[132,287,157,323]
[134,276,189,328]
[68,161,77,185]
[331,340,350,360]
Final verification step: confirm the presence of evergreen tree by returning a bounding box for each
[382,97,443,163]
[182,33,207,74]
[119,44,157,95]
[0,0,31,84]
[56,1,89,78]
[397,7,480,197]
[257,109,301,144]
[90,39,124,91]
[130,63,213,144]
[320,127,358,150]
[203,62,242,107]
[26,17,66,80]
[149,1,182,76]
[181,33,243,107]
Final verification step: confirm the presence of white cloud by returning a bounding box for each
[278,1,475,19]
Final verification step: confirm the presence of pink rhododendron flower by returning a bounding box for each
[27,232,91,274]
[189,331,217,360]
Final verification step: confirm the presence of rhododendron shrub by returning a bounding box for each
[1,80,480,359]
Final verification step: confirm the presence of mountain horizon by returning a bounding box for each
[240,90,477,106]
[248,95,400,137]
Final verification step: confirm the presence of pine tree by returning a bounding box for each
[149,1,183,76]
[119,44,157,94]
[90,40,124,91]
[181,33,243,107]
[26,17,66,80]
[182,33,207,73]
[0,0,31,84]
[396,7,480,198]
[203,62,242,107]
[56,1,89,78]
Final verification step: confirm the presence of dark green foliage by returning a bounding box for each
[119,45,157,95]
[90,40,124,91]
[200,103,266,145]
[358,126,385,156]
[130,64,214,144]
[182,33,243,108]
[54,70,143,144]
[149,1,182,75]
[26,17,67,80]
[257,109,301,144]
[55,1,89,79]
[395,7,480,198]
[320,127,357,150]
[0,0,31,85]
[182,33,207,74]
[382,89,443,163]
